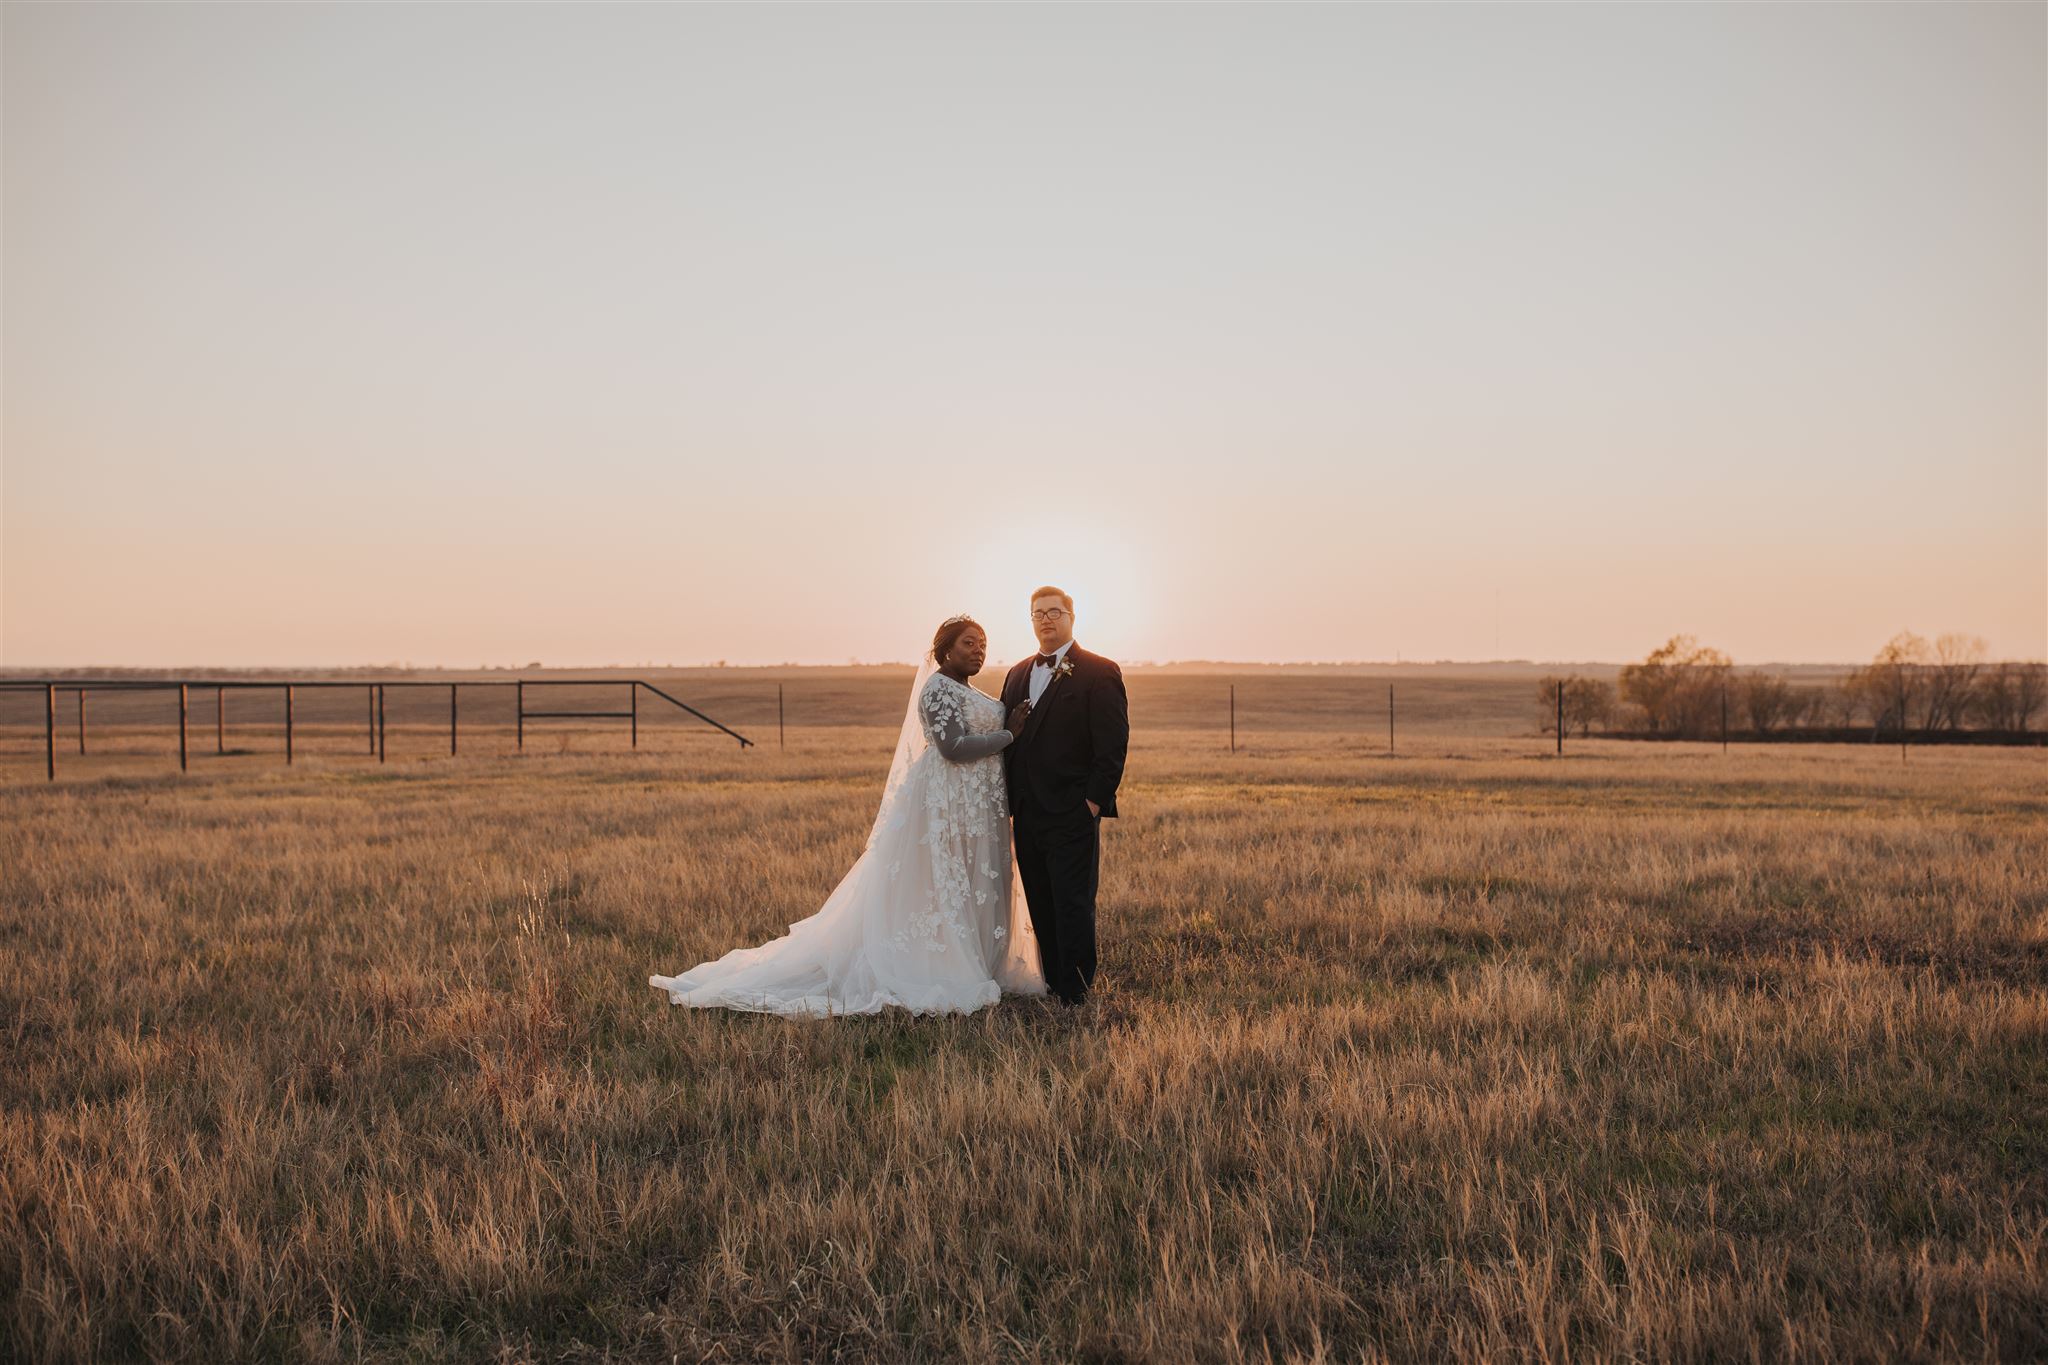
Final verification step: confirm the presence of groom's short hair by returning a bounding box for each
[1031,585,1074,612]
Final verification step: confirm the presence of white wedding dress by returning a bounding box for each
[649,657,1045,1016]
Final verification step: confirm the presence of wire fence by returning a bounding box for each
[2,670,2037,783]
[0,677,752,782]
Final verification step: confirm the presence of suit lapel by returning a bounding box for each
[1020,645,1081,746]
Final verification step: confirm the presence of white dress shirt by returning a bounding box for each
[1027,640,1075,707]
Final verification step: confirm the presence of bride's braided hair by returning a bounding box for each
[930,615,983,665]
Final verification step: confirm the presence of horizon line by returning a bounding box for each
[7,655,2043,675]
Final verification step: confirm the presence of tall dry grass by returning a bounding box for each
[2,721,2043,1362]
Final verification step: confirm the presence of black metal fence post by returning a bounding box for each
[377,685,386,762]
[1229,685,1236,753]
[217,686,225,755]
[78,689,87,755]
[516,681,524,752]
[1556,680,1564,756]
[179,684,189,773]
[285,685,295,765]
[450,684,458,756]
[630,683,638,749]
[367,686,376,754]
[45,683,55,781]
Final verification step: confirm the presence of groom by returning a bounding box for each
[1001,586,1129,1006]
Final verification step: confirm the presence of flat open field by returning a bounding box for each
[2,672,2043,1361]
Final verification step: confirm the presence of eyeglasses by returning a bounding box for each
[1029,608,1070,623]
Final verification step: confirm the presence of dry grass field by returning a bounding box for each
[2,669,2044,1362]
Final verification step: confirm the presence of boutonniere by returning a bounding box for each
[1053,659,1076,681]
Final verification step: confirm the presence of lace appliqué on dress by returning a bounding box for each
[893,674,1011,953]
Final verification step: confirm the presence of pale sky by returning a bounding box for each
[4,2,2043,668]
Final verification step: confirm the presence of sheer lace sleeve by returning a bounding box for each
[921,678,1013,762]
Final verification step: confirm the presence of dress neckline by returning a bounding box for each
[930,672,992,700]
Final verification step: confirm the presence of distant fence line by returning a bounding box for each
[1536,676,2047,760]
[0,678,752,782]
[5,676,2040,785]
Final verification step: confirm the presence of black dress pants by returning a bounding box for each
[1013,798,1100,1003]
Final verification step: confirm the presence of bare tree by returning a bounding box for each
[1922,633,1986,732]
[1618,636,1732,738]
[1536,676,1615,737]
[1822,676,1866,727]
[1739,672,1797,734]
[1793,685,1833,728]
[1568,677,1615,736]
[1974,661,2048,733]
[2019,663,2048,734]
[1848,632,1930,733]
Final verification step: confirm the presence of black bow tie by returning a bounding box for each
[1035,653,1061,668]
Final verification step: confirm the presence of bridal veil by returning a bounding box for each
[649,654,1044,1016]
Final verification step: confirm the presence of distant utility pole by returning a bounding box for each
[1898,676,1908,764]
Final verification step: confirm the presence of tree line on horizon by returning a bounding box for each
[1539,633,2047,741]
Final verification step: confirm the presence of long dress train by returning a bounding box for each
[649,663,1044,1016]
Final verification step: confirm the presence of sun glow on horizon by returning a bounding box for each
[963,521,1160,669]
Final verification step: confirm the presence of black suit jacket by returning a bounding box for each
[1000,643,1129,818]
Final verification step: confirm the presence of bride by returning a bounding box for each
[649,616,1047,1015]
